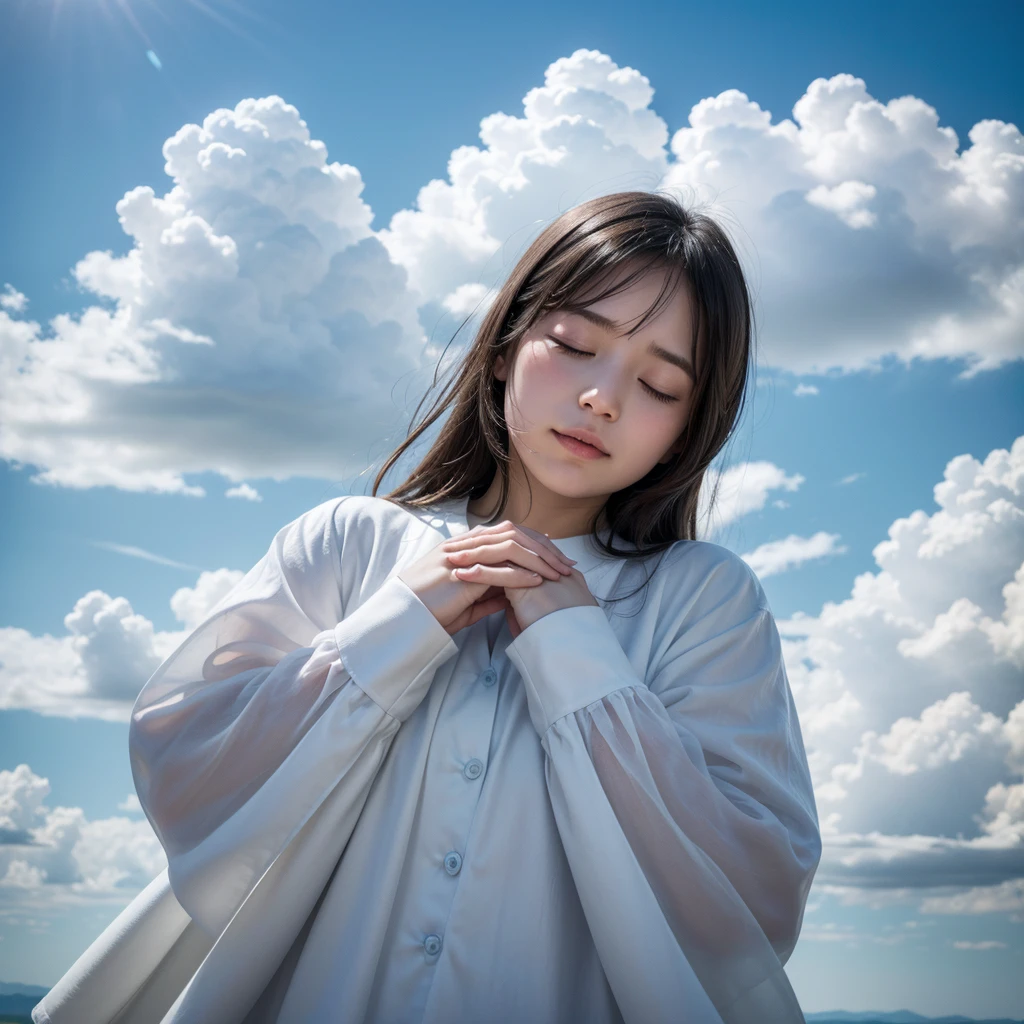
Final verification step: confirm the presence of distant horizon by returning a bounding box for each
[0,981,1021,1023]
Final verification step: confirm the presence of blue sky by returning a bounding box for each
[1,0,1022,1017]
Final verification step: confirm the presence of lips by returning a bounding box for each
[557,428,609,455]
[552,430,610,460]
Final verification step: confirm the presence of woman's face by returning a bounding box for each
[494,264,700,510]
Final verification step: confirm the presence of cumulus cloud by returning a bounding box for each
[1,53,1020,496]
[782,436,1024,906]
[666,80,1024,377]
[0,97,428,496]
[0,568,243,720]
[169,568,245,632]
[0,765,164,908]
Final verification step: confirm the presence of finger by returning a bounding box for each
[446,524,576,572]
[452,563,545,588]
[441,529,514,552]
[448,595,506,634]
[503,536,575,577]
[443,529,575,575]
[446,539,565,580]
[503,598,522,640]
[515,524,579,569]
[465,594,509,628]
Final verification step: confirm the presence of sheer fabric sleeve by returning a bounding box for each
[129,498,458,938]
[504,549,821,1024]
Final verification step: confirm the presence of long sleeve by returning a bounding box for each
[130,498,459,938]
[504,549,821,1024]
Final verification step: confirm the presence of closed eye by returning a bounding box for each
[549,338,680,404]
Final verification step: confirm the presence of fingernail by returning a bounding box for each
[566,558,577,564]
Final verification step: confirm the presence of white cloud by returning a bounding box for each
[857,691,1006,777]
[740,531,846,578]
[225,482,262,502]
[0,766,164,910]
[0,569,243,719]
[1,860,47,889]
[793,383,819,396]
[1,55,1020,495]
[117,794,142,813]
[0,96,428,496]
[783,436,1024,906]
[952,939,1007,949]
[699,460,805,536]
[65,593,168,703]
[667,80,1024,378]
[88,541,203,572]
[0,764,50,838]
[441,283,496,319]
[0,451,797,720]
[0,284,27,313]
[169,568,245,632]
[920,878,1024,915]
[378,49,668,308]
[815,809,1024,886]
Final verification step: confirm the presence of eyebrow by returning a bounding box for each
[563,307,695,381]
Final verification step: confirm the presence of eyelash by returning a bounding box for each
[549,339,679,404]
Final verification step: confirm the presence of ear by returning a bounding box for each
[494,353,508,382]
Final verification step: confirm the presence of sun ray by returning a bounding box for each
[28,0,283,64]
[177,0,277,50]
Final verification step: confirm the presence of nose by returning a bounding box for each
[579,385,618,420]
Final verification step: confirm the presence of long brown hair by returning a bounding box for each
[372,189,755,568]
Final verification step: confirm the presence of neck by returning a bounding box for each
[467,463,609,540]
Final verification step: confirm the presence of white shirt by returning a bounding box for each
[33,493,821,1024]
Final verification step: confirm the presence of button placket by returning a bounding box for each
[411,623,503,980]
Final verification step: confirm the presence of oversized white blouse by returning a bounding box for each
[33,493,821,1024]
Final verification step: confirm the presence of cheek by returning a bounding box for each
[508,343,567,407]
[515,341,564,379]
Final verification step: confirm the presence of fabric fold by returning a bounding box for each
[506,560,821,1023]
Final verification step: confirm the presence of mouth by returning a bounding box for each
[552,430,610,460]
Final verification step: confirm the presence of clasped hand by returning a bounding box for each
[398,519,598,640]
[442,523,598,638]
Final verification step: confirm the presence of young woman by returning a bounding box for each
[33,191,821,1024]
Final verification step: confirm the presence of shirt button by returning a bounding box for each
[463,758,483,780]
[424,933,442,957]
[479,667,497,687]
[443,851,462,876]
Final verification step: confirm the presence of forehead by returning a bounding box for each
[564,263,691,322]
[548,265,698,351]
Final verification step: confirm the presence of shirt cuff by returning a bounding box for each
[333,574,459,722]
[505,605,643,735]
